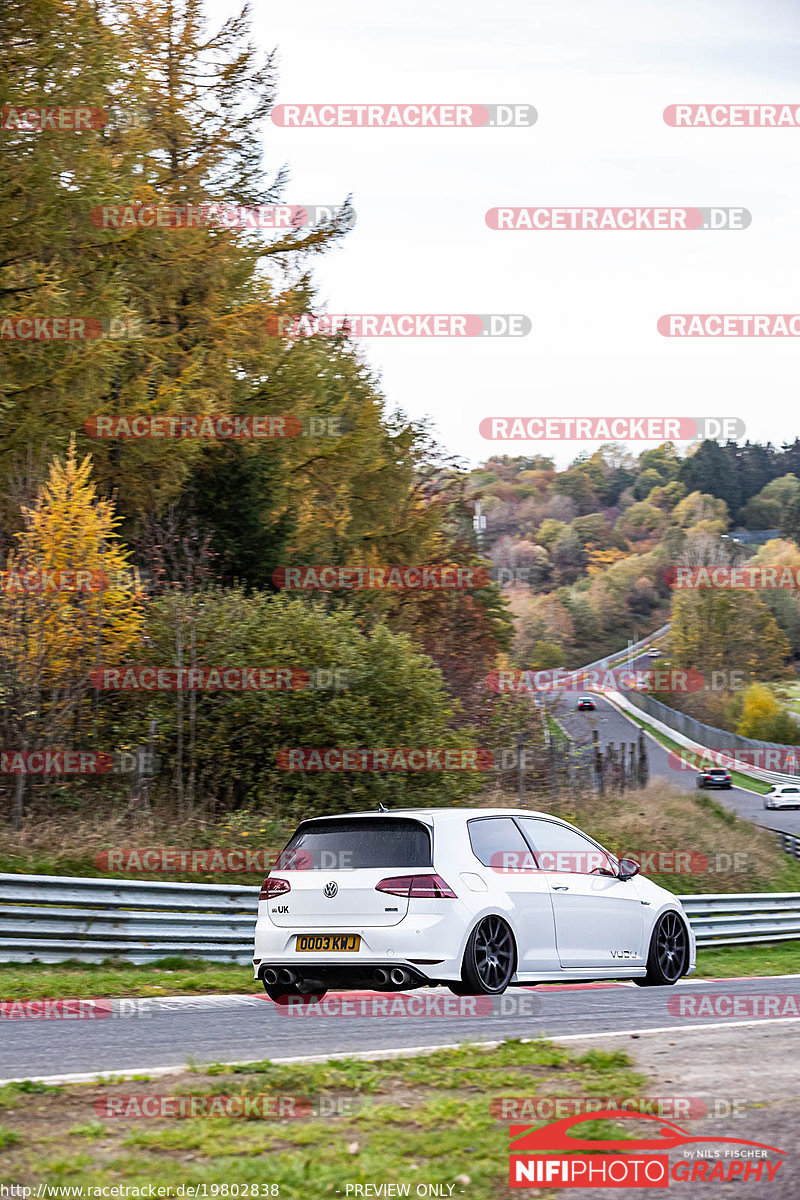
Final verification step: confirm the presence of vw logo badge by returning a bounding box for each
[323,881,338,898]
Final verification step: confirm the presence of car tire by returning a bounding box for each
[633,911,690,987]
[455,915,517,995]
[262,981,327,1005]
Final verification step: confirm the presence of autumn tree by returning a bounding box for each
[1,0,354,526]
[0,0,129,521]
[737,683,800,744]
[669,589,790,681]
[0,438,143,825]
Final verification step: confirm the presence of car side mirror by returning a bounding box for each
[617,857,640,881]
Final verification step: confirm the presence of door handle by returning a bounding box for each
[552,885,569,891]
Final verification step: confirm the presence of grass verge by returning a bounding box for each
[0,958,253,1000]
[693,941,800,978]
[1,941,799,1001]
[0,1039,644,1196]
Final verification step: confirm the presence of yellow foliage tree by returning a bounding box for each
[736,683,781,739]
[3,437,144,683]
[586,545,627,575]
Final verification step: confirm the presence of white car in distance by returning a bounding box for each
[253,808,696,1003]
[764,785,800,810]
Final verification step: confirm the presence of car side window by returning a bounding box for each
[518,818,615,875]
[468,818,536,870]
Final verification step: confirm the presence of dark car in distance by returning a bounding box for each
[576,697,596,711]
[696,767,732,790]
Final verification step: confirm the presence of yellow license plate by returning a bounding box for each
[295,934,360,953]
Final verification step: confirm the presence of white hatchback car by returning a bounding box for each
[764,785,800,810]
[253,808,696,1002]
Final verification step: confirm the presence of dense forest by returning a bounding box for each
[3,0,800,830]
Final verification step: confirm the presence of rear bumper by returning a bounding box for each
[257,961,433,990]
[253,911,465,983]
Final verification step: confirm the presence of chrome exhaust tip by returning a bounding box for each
[389,967,408,987]
[262,967,279,986]
[279,968,297,986]
[373,968,389,986]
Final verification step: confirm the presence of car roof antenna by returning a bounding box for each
[378,802,388,812]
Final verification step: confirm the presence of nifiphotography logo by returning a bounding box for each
[508,1111,785,1188]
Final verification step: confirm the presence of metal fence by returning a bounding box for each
[622,690,800,777]
[1,873,798,963]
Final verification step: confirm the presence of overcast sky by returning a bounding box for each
[210,0,799,468]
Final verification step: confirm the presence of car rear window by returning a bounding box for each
[281,818,433,869]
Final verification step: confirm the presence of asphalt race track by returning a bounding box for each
[3,975,799,1083]
[554,651,800,838]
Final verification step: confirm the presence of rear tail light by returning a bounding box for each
[376,874,457,898]
[260,876,291,900]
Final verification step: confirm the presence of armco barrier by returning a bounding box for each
[621,689,800,781]
[0,874,257,965]
[0,873,798,963]
[607,688,800,789]
[780,833,800,861]
[679,893,800,947]
[578,623,671,674]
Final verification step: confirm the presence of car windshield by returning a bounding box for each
[281,817,433,869]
